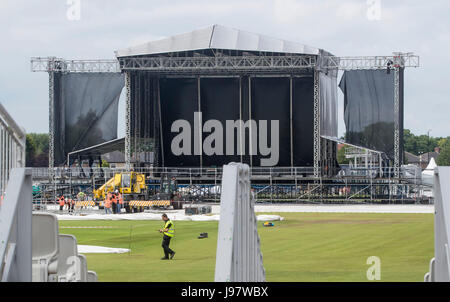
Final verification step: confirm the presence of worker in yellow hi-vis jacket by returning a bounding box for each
[159,213,175,260]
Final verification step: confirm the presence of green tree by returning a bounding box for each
[437,140,450,166]
[403,129,441,155]
[403,129,417,155]
[438,137,448,149]
[26,134,37,167]
[25,133,49,167]
[29,133,49,154]
[337,145,350,164]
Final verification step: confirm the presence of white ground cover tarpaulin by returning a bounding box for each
[56,211,284,221]
[78,245,130,254]
[53,204,434,221]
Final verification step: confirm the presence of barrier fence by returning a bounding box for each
[0,102,26,200]
[425,167,450,282]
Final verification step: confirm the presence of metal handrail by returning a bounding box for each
[0,168,32,282]
[0,102,26,198]
[30,165,424,181]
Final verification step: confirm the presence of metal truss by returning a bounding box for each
[124,72,131,170]
[31,52,418,174]
[31,53,419,73]
[118,55,316,73]
[31,57,120,73]
[393,66,401,177]
[324,52,419,70]
[391,53,407,178]
[31,57,120,171]
[325,52,416,178]
[48,71,54,172]
[313,70,321,178]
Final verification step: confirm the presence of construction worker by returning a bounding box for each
[59,195,65,211]
[70,197,75,213]
[111,191,118,214]
[77,190,85,201]
[77,190,86,209]
[65,196,71,211]
[105,193,112,214]
[159,213,175,260]
[117,190,123,214]
[66,197,71,213]
[66,197,73,214]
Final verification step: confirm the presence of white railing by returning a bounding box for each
[425,167,450,282]
[0,168,32,281]
[0,102,26,197]
[215,163,265,282]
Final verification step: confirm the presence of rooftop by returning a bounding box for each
[115,24,321,58]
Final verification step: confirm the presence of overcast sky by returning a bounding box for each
[0,0,449,138]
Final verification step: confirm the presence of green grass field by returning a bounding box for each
[59,212,434,282]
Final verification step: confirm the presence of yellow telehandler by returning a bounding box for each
[93,172,147,212]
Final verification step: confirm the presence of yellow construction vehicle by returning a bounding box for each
[93,172,147,212]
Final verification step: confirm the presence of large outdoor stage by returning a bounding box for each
[31,25,420,193]
[117,25,341,177]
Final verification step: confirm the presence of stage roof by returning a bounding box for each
[321,135,385,156]
[67,137,125,162]
[115,24,320,58]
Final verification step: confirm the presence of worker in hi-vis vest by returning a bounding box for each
[105,193,112,214]
[117,191,123,214]
[159,213,175,260]
[59,195,65,211]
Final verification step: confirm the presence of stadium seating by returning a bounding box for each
[32,213,59,282]
[31,213,97,282]
[56,234,80,282]
[77,254,88,282]
[87,271,98,282]
[427,258,435,282]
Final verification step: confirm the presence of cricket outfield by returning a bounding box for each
[58,212,434,282]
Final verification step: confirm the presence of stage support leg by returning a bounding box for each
[248,76,253,168]
[197,76,202,170]
[125,72,131,171]
[157,78,164,167]
[393,67,400,178]
[290,76,294,168]
[48,70,54,171]
[313,70,321,179]
[48,59,56,203]
[239,77,243,163]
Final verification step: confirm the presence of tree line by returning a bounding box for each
[26,133,49,167]
[404,129,450,165]
[338,129,450,166]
